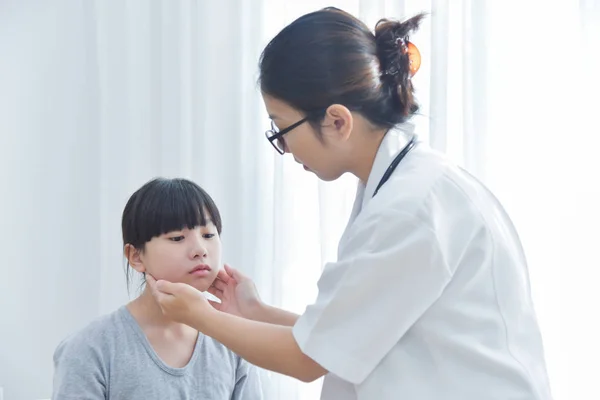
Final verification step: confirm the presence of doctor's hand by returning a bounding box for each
[208,264,263,320]
[146,274,214,329]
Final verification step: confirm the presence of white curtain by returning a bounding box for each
[1,1,598,399]
[421,1,600,399]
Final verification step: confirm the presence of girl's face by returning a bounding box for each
[127,220,221,292]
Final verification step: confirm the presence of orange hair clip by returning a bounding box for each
[406,42,421,76]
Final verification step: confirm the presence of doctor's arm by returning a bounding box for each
[248,302,300,326]
[205,311,326,382]
[147,275,327,382]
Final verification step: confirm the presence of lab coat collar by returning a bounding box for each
[339,123,415,251]
[361,123,415,210]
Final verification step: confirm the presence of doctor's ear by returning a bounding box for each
[125,244,146,273]
[321,104,353,141]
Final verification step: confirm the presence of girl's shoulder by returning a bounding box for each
[53,306,130,361]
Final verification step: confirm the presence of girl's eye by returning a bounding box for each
[169,236,185,242]
[203,233,215,239]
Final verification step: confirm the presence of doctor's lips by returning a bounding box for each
[189,264,211,277]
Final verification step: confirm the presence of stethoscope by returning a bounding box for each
[372,134,417,198]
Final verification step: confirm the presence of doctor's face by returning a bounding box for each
[262,94,347,181]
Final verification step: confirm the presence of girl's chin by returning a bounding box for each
[188,278,215,293]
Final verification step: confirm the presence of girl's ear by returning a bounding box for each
[124,244,145,273]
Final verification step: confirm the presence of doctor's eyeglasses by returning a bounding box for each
[264,117,309,155]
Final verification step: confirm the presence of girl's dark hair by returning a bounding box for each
[259,7,425,130]
[121,177,222,290]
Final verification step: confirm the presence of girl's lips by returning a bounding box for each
[189,264,211,277]
[190,269,211,277]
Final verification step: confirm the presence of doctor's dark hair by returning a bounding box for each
[259,7,425,131]
[121,177,222,291]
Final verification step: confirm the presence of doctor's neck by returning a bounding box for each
[348,121,388,183]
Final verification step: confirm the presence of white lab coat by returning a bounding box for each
[292,125,552,400]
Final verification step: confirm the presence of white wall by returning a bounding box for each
[0,2,103,399]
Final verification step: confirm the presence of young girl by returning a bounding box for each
[146,7,552,400]
[52,178,262,399]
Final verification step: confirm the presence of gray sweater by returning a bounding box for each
[52,306,262,399]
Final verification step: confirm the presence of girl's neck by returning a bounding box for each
[127,286,193,332]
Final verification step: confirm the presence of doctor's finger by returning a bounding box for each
[146,275,162,300]
[224,264,247,282]
[212,279,227,292]
[145,274,157,288]
[155,279,179,295]
[216,269,231,283]
[207,286,224,299]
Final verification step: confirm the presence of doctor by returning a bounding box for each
[147,7,552,400]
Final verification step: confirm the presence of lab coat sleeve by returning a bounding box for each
[293,209,453,385]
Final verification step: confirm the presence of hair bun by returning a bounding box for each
[375,13,426,116]
[375,13,425,77]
